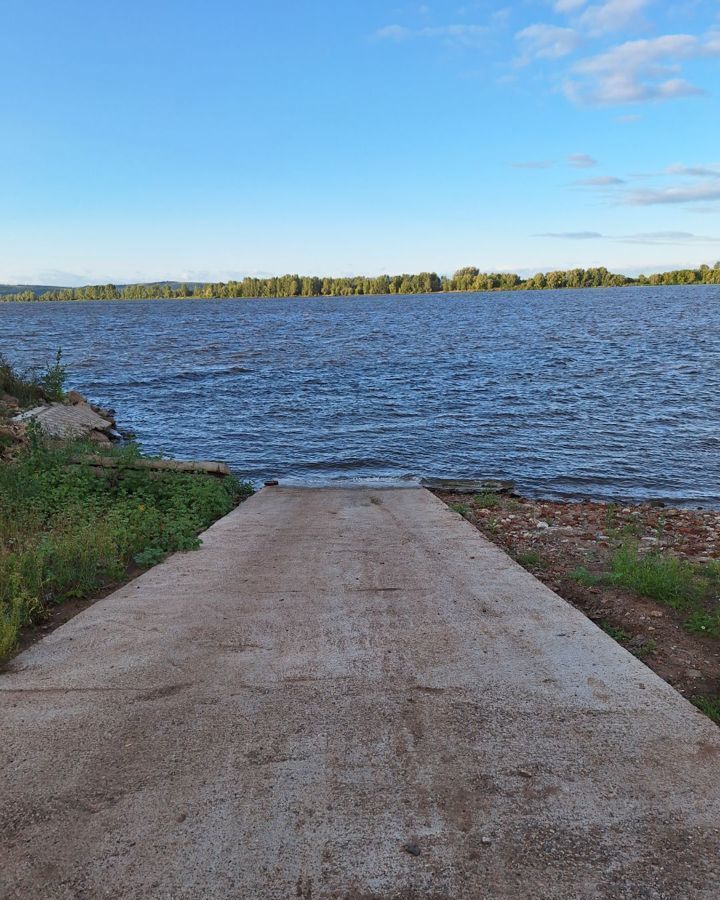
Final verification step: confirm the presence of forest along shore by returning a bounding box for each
[1,262,720,302]
[436,491,720,725]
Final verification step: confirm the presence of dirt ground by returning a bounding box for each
[435,491,720,716]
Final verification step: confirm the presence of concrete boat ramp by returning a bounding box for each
[2,487,720,899]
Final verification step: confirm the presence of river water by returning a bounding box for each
[2,287,719,504]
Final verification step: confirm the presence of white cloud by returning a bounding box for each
[554,0,587,12]
[618,231,720,243]
[575,175,625,185]
[624,181,720,204]
[576,0,653,36]
[539,230,720,243]
[567,153,598,167]
[376,25,412,41]
[565,33,720,105]
[666,163,720,177]
[538,231,603,238]
[515,23,580,62]
[375,23,487,47]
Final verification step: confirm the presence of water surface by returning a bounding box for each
[2,287,719,504]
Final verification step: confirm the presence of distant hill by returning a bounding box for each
[0,284,68,296]
[0,281,206,297]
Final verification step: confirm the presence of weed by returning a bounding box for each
[134,547,166,567]
[0,354,46,408]
[609,545,702,609]
[604,503,618,529]
[692,695,720,725]
[600,621,630,643]
[41,349,67,402]
[684,608,720,638]
[516,550,541,568]
[632,638,657,659]
[451,503,470,518]
[485,517,499,534]
[0,433,253,659]
[473,492,500,510]
[569,566,602,587]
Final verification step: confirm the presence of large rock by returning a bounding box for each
[12,402,117,442]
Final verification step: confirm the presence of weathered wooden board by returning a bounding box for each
[420,477,514,494]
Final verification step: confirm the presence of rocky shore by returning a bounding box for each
[436,490,720,723]
[0,389,119,460]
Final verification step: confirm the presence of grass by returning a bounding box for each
[0,433,252,660]
[692,695,720,725]
[600,621,630,643]
[451,502,470,518]
[473,492,500,510]
[516,550,542,569]
[608,546,720,636]
[569,566,603,587]
[0,350,66,407]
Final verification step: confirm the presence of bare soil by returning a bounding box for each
[435,491,720,710]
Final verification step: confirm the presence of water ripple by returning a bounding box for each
[2,286,719,504]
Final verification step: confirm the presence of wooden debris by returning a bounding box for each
[420,477,513,494]
[70,455,232,477]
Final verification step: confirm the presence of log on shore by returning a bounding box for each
[71,456,232,477]
[420,477,514,494]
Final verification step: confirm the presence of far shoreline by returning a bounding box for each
[1,263,719,303]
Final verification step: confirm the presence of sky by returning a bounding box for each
[1,0,719,285]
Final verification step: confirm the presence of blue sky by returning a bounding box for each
[1,0,719,285]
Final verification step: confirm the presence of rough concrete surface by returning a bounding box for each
[2,487,719,900]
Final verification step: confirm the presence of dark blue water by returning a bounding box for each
[2,287,719,504]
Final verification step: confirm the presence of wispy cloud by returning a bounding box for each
[538,231,603,238]
[666,163,720,177]
[575,175,625,185]
[375,23,488,47]
[618,231,720,243]
[565,33,720,105]
[515,24,580,63]
[567,153,597,168]
[575,0,653,36]
[624,181,720,204]
[539,230,720,243]
[553,0,587,12]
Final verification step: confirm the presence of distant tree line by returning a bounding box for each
[2,263,720,303]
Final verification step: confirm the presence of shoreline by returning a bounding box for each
[435,489,720,724]
[2,280,720,304]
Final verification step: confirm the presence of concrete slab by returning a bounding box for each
[1,487,719,899]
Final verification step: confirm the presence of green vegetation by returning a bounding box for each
[516,550,542,568]
[609,546,715,609]
[606,547,720,638]
[0,440,252,659]
[569,566,603,587]
[2,262,720,303]
[1,353,55,407]
[598,621,656,659]
[0,365,252,659]
[600,621,630,643]
[451,502,471,518]
[473,492,501,509]
[692,695,720,725]
[42,349,67,402]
